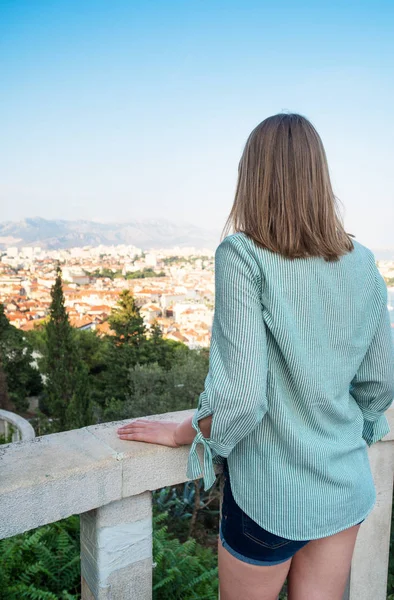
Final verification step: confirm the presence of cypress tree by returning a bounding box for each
[44,265,93,431]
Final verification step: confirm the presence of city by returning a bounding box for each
[1,243,393,345]
[0,243,216,348]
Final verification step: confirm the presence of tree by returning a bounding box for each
[102,290,150,403]
[146,320,187,370]
[65,363,94,429]
[72,328,110,407]
[108,289,147,343]
[102,347,209,422]
[0,353,12,412]
[146,320,167,367]
[43,266,93,431]
[0,304,42,412]
[0,305,12,411]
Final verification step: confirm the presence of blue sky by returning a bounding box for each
[1,0,393,248]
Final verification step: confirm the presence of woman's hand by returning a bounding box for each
[116,419,181,448]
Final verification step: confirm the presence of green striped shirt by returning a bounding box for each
[186,231,394,540]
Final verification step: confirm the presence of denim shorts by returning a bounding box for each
[219,459,365,566]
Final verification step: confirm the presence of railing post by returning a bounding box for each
[80,492,153,600]
[344,437,394,600]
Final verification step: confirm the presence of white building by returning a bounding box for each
[62,267,90,286]
[160,293,187,309]
[21,247,34,258]
[173,303,213,327]
[145,253,157,268]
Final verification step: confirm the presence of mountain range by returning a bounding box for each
[0,217,221,251]
[0,217,392,259]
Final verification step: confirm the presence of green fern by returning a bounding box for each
[152,510,218,600]
[0,515,81,600]
[0,508,219,600]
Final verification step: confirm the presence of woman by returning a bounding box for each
[117,113,394,600]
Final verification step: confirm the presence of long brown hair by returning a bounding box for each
[221,113,354,262]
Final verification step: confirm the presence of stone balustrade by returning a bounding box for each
[0,406,393,599]
[0,408,36,442]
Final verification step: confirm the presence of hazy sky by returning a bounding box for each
[1,0,393,248]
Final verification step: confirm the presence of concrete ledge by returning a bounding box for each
[0,409,212,539]
[0,406,393,541]
[85,410,215,497]
[0,428,122,538]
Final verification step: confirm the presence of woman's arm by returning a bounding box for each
[116,414,212,446]
[350,273,394,445]
[174,414,212,445]
[186,234,269,490]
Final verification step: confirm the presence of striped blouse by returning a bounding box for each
[186,231,394,540]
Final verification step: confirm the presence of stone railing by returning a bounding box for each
[0,407,393,600]
[0,408,36,442]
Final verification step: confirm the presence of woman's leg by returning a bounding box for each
[287,523,362,600]
[218,536,292,600]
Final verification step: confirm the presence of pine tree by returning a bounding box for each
[103,290,149,403]
[44,266,93,431]
[149,320,163,342]
[146,319,179,370]
[108,289,147,344]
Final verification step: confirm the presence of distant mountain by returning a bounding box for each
[0,217,221,251]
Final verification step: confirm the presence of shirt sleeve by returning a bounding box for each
[186,234,268,491]
[350,271,394,446]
